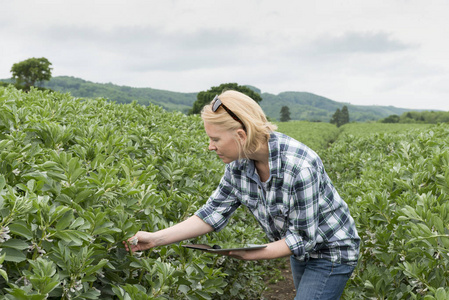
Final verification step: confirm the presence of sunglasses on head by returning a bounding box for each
[211,95,247,132]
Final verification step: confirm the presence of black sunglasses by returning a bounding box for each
[211,95,247,132]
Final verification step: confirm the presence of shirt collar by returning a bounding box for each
[232,132,283,179]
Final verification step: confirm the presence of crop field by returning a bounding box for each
[0,87,270,299]
[339,122,434,137]
[275,121,433,152]
[275,121,340,152]
[321,123,449,299]
[1,86,448,299]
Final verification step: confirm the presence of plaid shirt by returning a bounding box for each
[195,132,360,263]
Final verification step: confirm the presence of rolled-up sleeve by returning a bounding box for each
[284,167,320,257]
[195,167,241,232]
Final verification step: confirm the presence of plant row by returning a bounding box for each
[0,87,270,299]
[321,124,449,299]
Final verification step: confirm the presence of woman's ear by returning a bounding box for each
[236,129,247,144]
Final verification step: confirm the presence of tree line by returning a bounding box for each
[381,111,449,124]
[4,57,447,125]
[0,57,348,125]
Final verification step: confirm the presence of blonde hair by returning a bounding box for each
[201,90,277,157]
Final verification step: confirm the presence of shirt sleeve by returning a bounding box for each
[284,166,321,257]
[194,166,241,232]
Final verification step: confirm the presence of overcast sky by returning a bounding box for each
[1,0,448,110]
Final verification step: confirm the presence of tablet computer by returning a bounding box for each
[182,244,267,253]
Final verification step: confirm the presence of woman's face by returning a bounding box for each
[204,121,243,164]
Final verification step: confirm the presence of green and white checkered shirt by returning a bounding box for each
[195,132,360,264]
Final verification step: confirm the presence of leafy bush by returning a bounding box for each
[322,124,449,299]
[0,86,270,299]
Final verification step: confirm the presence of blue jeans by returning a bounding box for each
[290,256,356,300]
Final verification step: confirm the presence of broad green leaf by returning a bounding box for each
[70,217,86,230]
[440,237,449,248]
[431,215,445,233]
[0,238,29,250]
[68,157,78,173]
[55,211,74,231]
[83,258,108,275]
[100,234,115,243]
[435,288,447,300]
[4,287,47,300]
[0,140,13,149]
[46,171,68,181]
[416,223,433,237]
[0,268,7,282]
[1,247,26,262]
[70,168,85,183]
[400,205,422,221]
[21,171,47,182]
[77,288,102,299]
[195,290,212,300]
[41,281,60,295]
[92,222,120,235]
[0,175,5,190]
[41,161,60,169]
[50,205,72,225]
[54,229,91,246]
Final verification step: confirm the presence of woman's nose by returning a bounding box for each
[208,142,216,151]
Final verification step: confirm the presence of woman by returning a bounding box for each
[125,90,360,300]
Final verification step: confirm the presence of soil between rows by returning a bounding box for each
[261,258,296,299]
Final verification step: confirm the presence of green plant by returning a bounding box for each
[0,86,272,299]
[322,124,449,299]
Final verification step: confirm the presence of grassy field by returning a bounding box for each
[276,121,434,152]
[339,122,434,136]
[275,121,340,151]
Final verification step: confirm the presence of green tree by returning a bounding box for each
[330,108,341,127]
[189,83,262,115]
[279,106,291,122]
[381,114,400,123]
[340,105,349,125]
[330,106,350,127]
[10,57,53,90]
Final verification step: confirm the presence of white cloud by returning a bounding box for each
[0,0,448,110]
[308,31,415,55]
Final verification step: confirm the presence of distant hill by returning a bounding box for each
[259,91,414,122]
[1,76,418,122]
[44,76,198,113]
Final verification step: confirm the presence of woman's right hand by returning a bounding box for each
[123,231,156,253]
[123,216,214,254]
